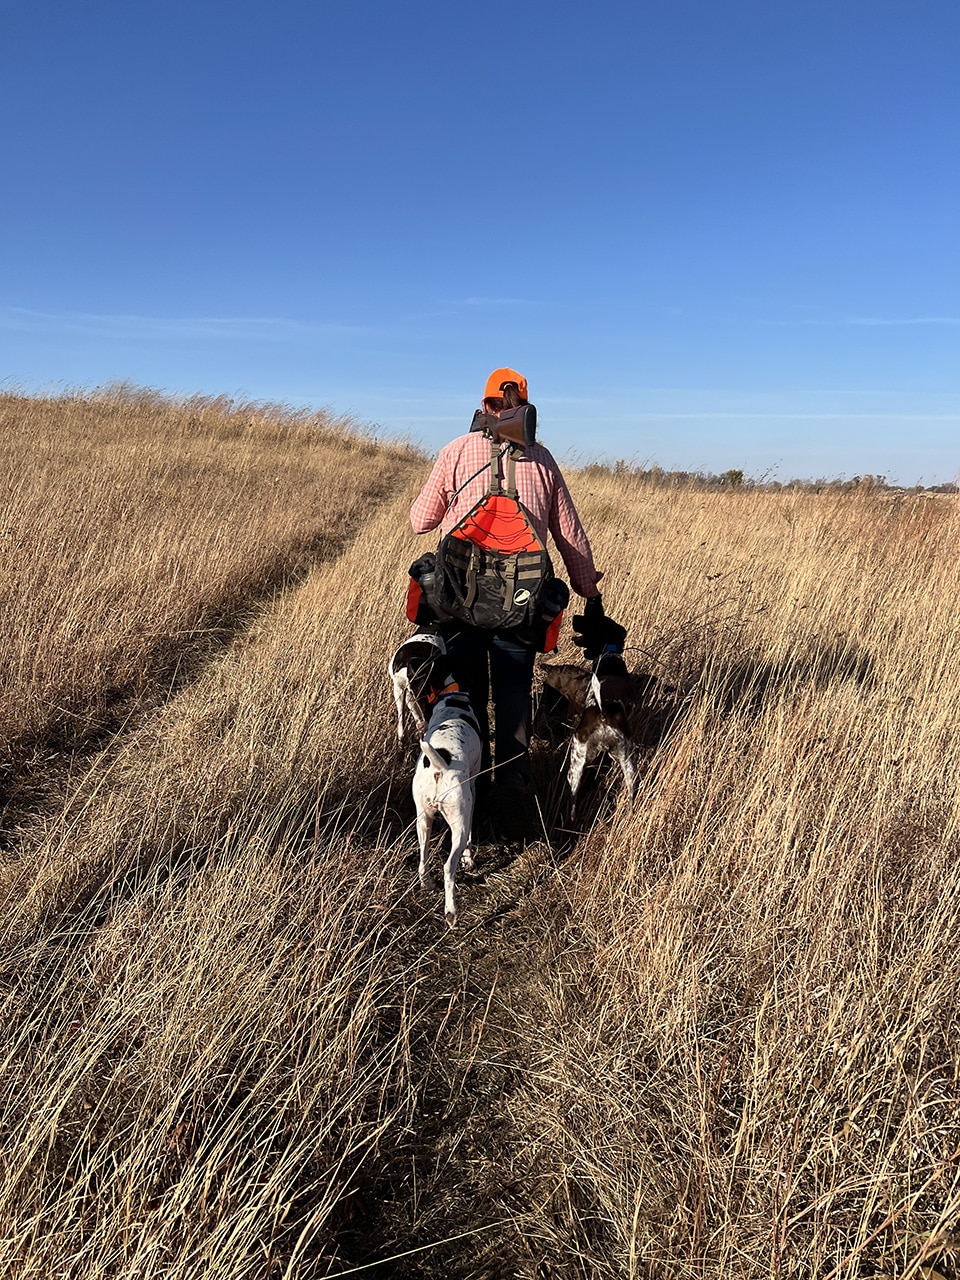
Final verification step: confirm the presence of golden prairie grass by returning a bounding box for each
[486,476,960,1280]
[1,391,958,1279]
[0,386,412,777]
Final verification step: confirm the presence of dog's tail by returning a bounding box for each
[420,741,453,775]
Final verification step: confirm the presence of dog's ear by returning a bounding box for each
[541,663,591,708]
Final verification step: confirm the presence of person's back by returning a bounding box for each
[410,414,602,601]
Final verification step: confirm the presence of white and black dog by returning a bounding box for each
[387,629,448,742]
[541,651,637,816]
[413,680,483,928]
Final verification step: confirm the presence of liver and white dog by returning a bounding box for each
[388,629,447,741]
[413,685,483,928]
[541,651,637,816]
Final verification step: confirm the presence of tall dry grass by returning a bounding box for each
[479,477,960,1280]
[1,393,959,1278]
[0,386,411,779]
[1,391,434,1276]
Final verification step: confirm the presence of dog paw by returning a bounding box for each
[419,871,436,892]
[444,908,458,929]
[461,851,474,873]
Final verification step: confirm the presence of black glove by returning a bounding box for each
[572,594,604,656]
[583,595,605,623]
[572,596,627,661]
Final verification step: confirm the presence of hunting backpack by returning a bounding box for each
[407,432,567,637]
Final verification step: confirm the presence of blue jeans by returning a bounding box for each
[439,624,537,787]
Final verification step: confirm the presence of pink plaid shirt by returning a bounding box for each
[409,432,602,599]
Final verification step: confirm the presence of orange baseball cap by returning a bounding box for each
[483,367,528,402]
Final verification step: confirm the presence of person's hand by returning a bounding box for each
[572,596,627,661]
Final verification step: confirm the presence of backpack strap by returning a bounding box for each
[488,434,503,496]
[502,557,517,611]
[464,542,479,609]
[501,445,521,609]
[505,444,520,499]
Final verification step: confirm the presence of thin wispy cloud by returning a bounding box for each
[0,307,373,342]
[844,316,960,327]
[458,296,541,307]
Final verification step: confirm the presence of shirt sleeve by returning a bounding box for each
[409,444,453,533]
[547,466,604,599]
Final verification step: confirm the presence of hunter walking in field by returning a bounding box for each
[408,368,622,836]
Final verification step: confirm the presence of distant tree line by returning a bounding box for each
[582,461,958,495]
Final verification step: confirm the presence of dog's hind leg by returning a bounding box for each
[443,826,470,928]
[460,836,474,874]
[567,737,597,819]
[442,803,473,926]
[416,810,435,890]
[405,686,426,737]
[457,780,475,874]
[613,741,637,800]
[393,673,408,741]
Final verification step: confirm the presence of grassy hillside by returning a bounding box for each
[1,390,958,1279]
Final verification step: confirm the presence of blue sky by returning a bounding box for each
[2,0,958,482]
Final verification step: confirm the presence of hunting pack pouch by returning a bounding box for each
[434,526,552,629]
[406,552,442,625]
[406,549,567,650]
